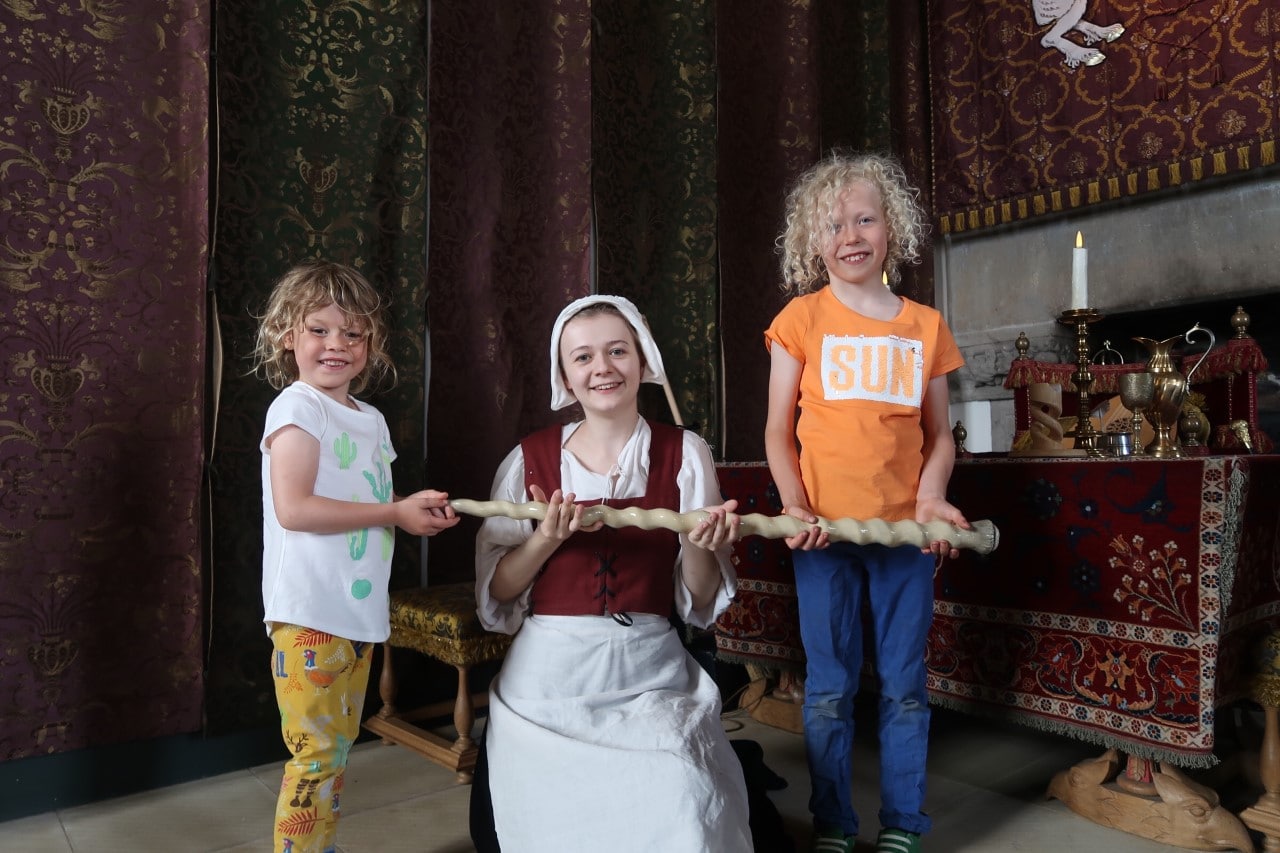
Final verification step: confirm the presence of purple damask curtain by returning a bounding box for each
[0,5,209,758]
[716,3,821,462]
[425,0,594,581]
[717,0,903,461]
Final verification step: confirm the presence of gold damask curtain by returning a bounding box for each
[0,5,210,758]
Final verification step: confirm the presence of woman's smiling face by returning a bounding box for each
[558,311,643,416]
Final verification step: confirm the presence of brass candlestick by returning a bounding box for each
[1058,308,1105,457]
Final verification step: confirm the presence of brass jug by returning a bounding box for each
[1133,323,1214,458]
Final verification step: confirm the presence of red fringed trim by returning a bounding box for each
[1004,339,1267,392]
[1181,338,1268,377]
[1003,361,1145,393]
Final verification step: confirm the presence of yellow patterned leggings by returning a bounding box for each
[269,623,373,853]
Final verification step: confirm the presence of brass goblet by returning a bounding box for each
[1119,372,1156,456]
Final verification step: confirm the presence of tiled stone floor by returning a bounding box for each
[0,702,1259,852]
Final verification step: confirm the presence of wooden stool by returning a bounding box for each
[363,583,511,783]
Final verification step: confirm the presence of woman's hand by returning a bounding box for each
[782,505,829,551]
[529,484,603,541]
[686,499,741,552]
[487,484,602,604]
[915,495,969,559]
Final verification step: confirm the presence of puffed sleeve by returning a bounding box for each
[473,444,537,634]
[672,430,738,628]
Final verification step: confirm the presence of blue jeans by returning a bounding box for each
[793,542,934,837]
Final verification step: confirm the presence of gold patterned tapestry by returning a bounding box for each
[0,4,209,758]
[929,0,1280,234]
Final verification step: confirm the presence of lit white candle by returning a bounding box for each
[1071,231,1088,310]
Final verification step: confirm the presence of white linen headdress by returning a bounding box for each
[548,294,668,411]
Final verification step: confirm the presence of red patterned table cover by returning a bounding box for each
[714,463,805,669]
[715,456,1280,768]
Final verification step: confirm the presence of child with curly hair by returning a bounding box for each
[765,153,970,853]
[253,260,458,853]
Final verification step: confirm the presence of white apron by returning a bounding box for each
[486,613,754,852]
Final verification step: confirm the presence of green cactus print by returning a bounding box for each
[333,433,357,470]
[346,499,368,560]
[361,442,396,559]
[362,444,393,504]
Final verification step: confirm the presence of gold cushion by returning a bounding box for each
[388,583,511,668]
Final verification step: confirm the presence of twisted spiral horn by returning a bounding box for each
[449,499,999,555]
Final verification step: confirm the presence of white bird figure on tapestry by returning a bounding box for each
[1035,0,1125,68]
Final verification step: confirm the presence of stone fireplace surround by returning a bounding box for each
[936,167,1280,453]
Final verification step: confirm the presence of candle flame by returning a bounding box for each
[1075,231,1084,249]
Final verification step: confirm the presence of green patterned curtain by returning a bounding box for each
[820,0,892,153]
[208,0,430,733]
[592,0,720,446]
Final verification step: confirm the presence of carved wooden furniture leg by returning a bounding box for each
[362,583,511,785]
[1239,704,1280,852]
[451,663,474,757]
[1047,748,1254,851]
[1241,631,1280,851]
[372,643,400,740]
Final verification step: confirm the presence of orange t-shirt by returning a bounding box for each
[765,288,964,522]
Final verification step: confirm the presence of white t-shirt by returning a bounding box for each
[261,381,397,642]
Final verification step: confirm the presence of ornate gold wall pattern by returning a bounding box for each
[0,4,210,759]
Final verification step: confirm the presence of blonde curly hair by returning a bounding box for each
[250,260,395,395]
[777,151,928,295]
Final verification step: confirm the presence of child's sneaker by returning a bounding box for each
[810,827,856,853]
[875,827,922,853]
